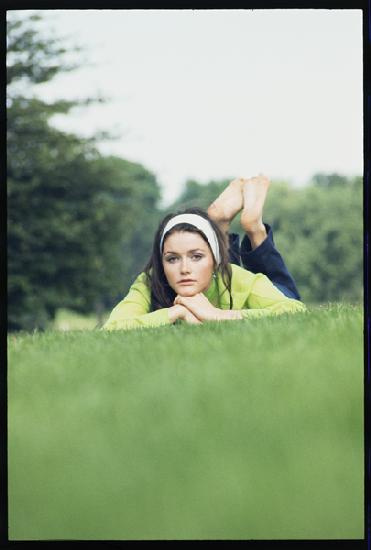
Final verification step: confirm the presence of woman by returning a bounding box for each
[103,175,306,330]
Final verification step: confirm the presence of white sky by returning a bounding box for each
[13,9,363,206]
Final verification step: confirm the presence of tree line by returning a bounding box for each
[7,13,363,331]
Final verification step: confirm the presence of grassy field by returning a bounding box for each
[53,308,101,331]
[8,304,364,541]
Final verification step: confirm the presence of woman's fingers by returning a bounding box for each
[174,295,188,307]
[174,294,199,306]
[174,293,220,321]
[184,310,202,324]
[173,300,202,324]
[174,295,203,319]
[176,296,196,312]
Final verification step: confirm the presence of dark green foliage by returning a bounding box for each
[7,13,162,330]
[7,13,79,86]
[90,156,162,310]
[165,178,230,213]
[264,175,363,304]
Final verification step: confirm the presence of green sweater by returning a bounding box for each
[102,263,306,331]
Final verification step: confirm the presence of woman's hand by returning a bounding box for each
[173,293,235,322]
[168,304,202,324]
[174,293,219,321]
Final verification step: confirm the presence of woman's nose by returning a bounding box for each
[180,258,191,273]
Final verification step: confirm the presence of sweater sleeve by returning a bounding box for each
[238,271,306,320]
[102,273,172,331]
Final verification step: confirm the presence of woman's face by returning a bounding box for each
[162,230,215,297]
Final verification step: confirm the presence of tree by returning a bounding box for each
[165,178,230,213]
[7,13,162,330]
[88,156,162,314]
[311,172,352,188]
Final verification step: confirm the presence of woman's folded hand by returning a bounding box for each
[168,304,202,324]
[174,293,244,322]
[174,293,222,321]
[174,293,218,321]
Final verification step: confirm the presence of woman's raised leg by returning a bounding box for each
[240,175,301,299]
[207,178,244,265]
[240,174,270,249]
[207,177,244,234]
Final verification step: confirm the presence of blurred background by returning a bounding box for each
[7,9,363,332]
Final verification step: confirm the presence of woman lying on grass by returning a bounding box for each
[103,174,306,330]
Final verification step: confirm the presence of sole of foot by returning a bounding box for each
[240,174,270,233]
[207,178,245,227]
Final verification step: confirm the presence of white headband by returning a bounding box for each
[160,214,221,265]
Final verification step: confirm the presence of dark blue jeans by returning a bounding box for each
[228,224,301,300]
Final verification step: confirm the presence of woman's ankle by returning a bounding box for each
[245,223,267,250]
[207,205,230,233]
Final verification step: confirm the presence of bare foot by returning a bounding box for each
[207,178,244,232]
[241,174,270,231]
[241,174,270,249]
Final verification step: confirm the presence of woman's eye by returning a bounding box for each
[166,257,177,263]
[192,254,203,261]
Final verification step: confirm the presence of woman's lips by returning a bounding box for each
[178,280,196,285]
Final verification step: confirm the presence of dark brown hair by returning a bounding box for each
[143,207,233,311]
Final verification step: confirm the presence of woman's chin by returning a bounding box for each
[177,287,199,297]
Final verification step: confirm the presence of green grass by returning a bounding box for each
[53,308,101,331]
[8,304,364,540]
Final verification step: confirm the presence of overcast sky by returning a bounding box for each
[14,9,363,206]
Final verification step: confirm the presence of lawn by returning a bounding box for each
[7,304,364,540]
